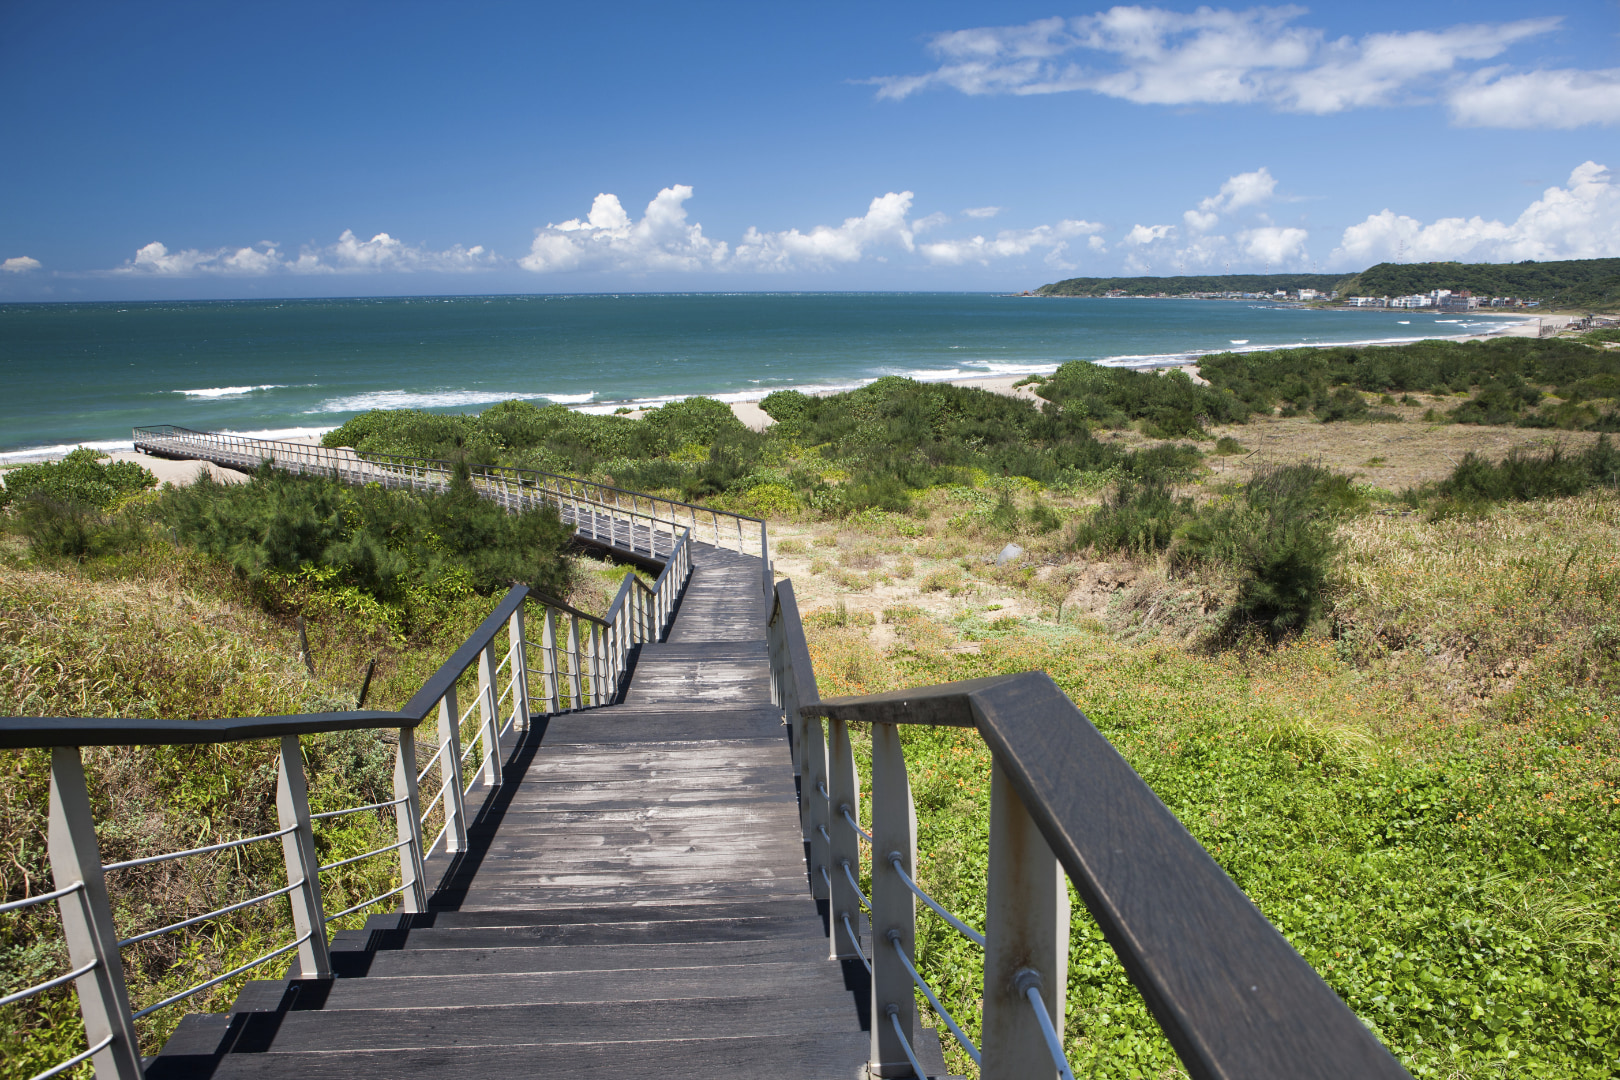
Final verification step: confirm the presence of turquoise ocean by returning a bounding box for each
[0,293,1525,458]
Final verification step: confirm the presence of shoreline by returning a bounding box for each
[0,315,1548,462]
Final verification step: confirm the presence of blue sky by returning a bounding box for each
[2,0,1618,299]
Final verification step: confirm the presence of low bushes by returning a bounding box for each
[1437,435,1620,504]
[160,463,572,604]
[0,447,156,511]
[1073,464,1354,640]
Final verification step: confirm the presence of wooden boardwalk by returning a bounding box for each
[145,546,940,1078]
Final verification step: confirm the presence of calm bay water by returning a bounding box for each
[0,292,1522,458]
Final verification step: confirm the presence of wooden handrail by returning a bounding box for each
[776,582,1413,1080]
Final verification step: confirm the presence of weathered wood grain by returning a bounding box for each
[155,539,873,1079]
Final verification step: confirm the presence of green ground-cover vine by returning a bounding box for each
[818,623,1619,1079]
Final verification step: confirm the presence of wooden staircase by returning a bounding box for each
[146,547,947,1078]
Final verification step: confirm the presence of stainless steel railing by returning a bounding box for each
[0,531,693,1080]
[130,425,771,595]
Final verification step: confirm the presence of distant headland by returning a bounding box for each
[1035,257,1620,313]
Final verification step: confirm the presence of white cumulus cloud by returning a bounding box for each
[1120,166,1309,270]
[871,7,1577,125]
[732,192,916,271]
[115,233,494,276]
[1125,223,1175,245]
[1448,67,1620,129]
[519,186,728,273]
[1198,167,1277,214]
[919,219,1104,269]
[2,256,42,273]
[1240,226,1310,264]
[1331,161,1620,265]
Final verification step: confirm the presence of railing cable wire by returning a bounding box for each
[840,860,871,911]
[888,932,982,1065]
[102,824,297,872]
[24,1033,114,1080]
[131,932,311,1020]
[0,958,99,1009]
[885,1004,930,1080]
[0,881,82,915]
[1021,975,1077,1080]
[311,795,408,821]
[889,854,986,948]
[842,912,870,973]
[324,883,409,924]
[118,879,304,948]
[841,806,872,844]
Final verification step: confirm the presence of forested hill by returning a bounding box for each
[1035,258,1620,309]
[1337,259,1620,309]
[1035,273,1345,297]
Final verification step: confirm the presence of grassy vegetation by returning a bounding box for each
[1194,337,1620,430]
[803,485,1620,1078]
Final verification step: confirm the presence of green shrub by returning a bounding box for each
[160,464,572,603]
[0,448,156,510]
[1073,479,1195,555]
[1438,436,1620,503]
[1198,337,1620,429]
[1037,361,1250,436]
[10,497,147,561]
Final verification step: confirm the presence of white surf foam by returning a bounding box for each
[309,389,595,413]
[175,384,287,398]
[0,438,135,464]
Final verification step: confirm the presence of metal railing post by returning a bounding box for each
[801,710,830,903]
[980,758,1071,1080]
[394,726,428,912]
[760,521,772,596]
[827,717,862,960]
[509,606,531,733]
[476,640,502,789]
[868,723,918,1078]
[276,736,333,979]
[437,687,469,853]
[568,614,584,709]
[540,607,560,714]
[593,622,607,705]
[47,747,143,1080]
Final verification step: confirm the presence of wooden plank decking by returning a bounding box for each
[145,546,942,1078]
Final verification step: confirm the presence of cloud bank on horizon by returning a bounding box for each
[87,160,1619,282]
[869,7,1620,129]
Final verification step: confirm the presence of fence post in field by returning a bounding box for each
[48,747,143,1080]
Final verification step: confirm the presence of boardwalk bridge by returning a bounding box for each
[1,428,1412,1079]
